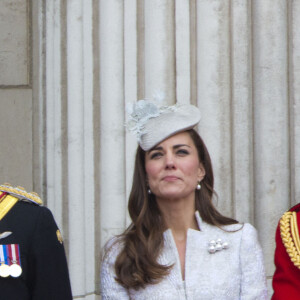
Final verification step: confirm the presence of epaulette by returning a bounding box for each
[288,203,300,213]
[0,183,43,221]
[280,204,300,270]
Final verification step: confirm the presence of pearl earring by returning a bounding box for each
[148,188,151,194]
[196,182,201,190]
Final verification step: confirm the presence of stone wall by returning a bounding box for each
[1,0,300,299]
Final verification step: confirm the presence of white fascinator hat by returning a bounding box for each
[126,97,201,151]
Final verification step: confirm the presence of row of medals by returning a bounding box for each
[0,263,22,278]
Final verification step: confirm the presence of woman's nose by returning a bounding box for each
[165,153,175,169]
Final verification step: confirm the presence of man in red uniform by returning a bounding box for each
[272,203,300,299]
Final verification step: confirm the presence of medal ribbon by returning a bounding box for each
[9,244,21,266]
[7,244,13,265]
[0,245,22,277]
[0,245,9,265]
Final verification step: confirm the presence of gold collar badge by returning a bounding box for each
[56,230,63,244]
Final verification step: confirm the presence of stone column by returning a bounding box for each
[253,1,289,287]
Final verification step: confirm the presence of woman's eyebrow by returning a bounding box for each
[148,146,163,153]
[173,144,191,149]
[148,144,191,154]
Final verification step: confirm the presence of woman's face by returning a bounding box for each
[145,131,205,202]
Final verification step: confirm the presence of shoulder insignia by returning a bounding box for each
[289,203,300,213]
[0,183,43,205]
[280,211,300,269]
[56,230,63,244]
[0,193,18,221]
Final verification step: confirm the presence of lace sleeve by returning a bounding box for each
[100,239,130,300]
[240,223,268,300]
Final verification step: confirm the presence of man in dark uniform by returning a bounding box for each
[272,203,300,299]
[0,184,72,299]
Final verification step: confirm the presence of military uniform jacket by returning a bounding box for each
[101,211,268,300]
[272,203,300,300]
[0,201,73,300]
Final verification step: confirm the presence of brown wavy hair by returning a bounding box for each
[113,129,238,289]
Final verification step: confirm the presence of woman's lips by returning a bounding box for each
[162,176,179,182]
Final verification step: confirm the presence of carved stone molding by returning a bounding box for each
[0,0,31,87]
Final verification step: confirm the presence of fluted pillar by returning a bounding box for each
[99,0,126,247]
[291,1,300,206]
[253,0,289,278]
[44,0,96,298]
[38,0,300,298]
[144,0,175,102]
[67,0,96,298]
[196,0,232,216]
[175,0,192,104]
[231,0,253,223]
[124,0,138,226]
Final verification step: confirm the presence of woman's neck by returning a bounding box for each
[157,197,198,240]
[156,196,198,281]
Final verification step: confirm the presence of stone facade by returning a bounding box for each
[1,0,300,299]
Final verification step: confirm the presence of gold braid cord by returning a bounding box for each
[0,183,42,205]
[0,195,18,221]
[280,211,300,270]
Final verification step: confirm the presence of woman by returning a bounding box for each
[101,100,267,299]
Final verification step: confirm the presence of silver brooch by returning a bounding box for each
[208,238,229,254]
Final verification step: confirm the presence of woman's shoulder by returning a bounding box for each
[102,235,124,262]
[196,211,257,236]
[222,222,256,232]
[221,222,258,239]
[221,222,262,252]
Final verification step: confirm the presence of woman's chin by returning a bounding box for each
[155,190,195,202]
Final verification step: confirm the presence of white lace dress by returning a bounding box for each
[101,211,268,300]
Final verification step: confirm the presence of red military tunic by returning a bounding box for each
[272,203,300,300]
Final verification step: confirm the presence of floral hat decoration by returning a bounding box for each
[126,94,201,151]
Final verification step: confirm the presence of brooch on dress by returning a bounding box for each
[208,239,229,254]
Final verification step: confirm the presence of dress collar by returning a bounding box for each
[163,210,209,237]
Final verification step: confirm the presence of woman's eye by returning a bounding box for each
[177,149,189,156]
[150,152,163,159]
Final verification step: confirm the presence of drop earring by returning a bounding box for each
[148,188,151,194]
[196,182,201,190]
